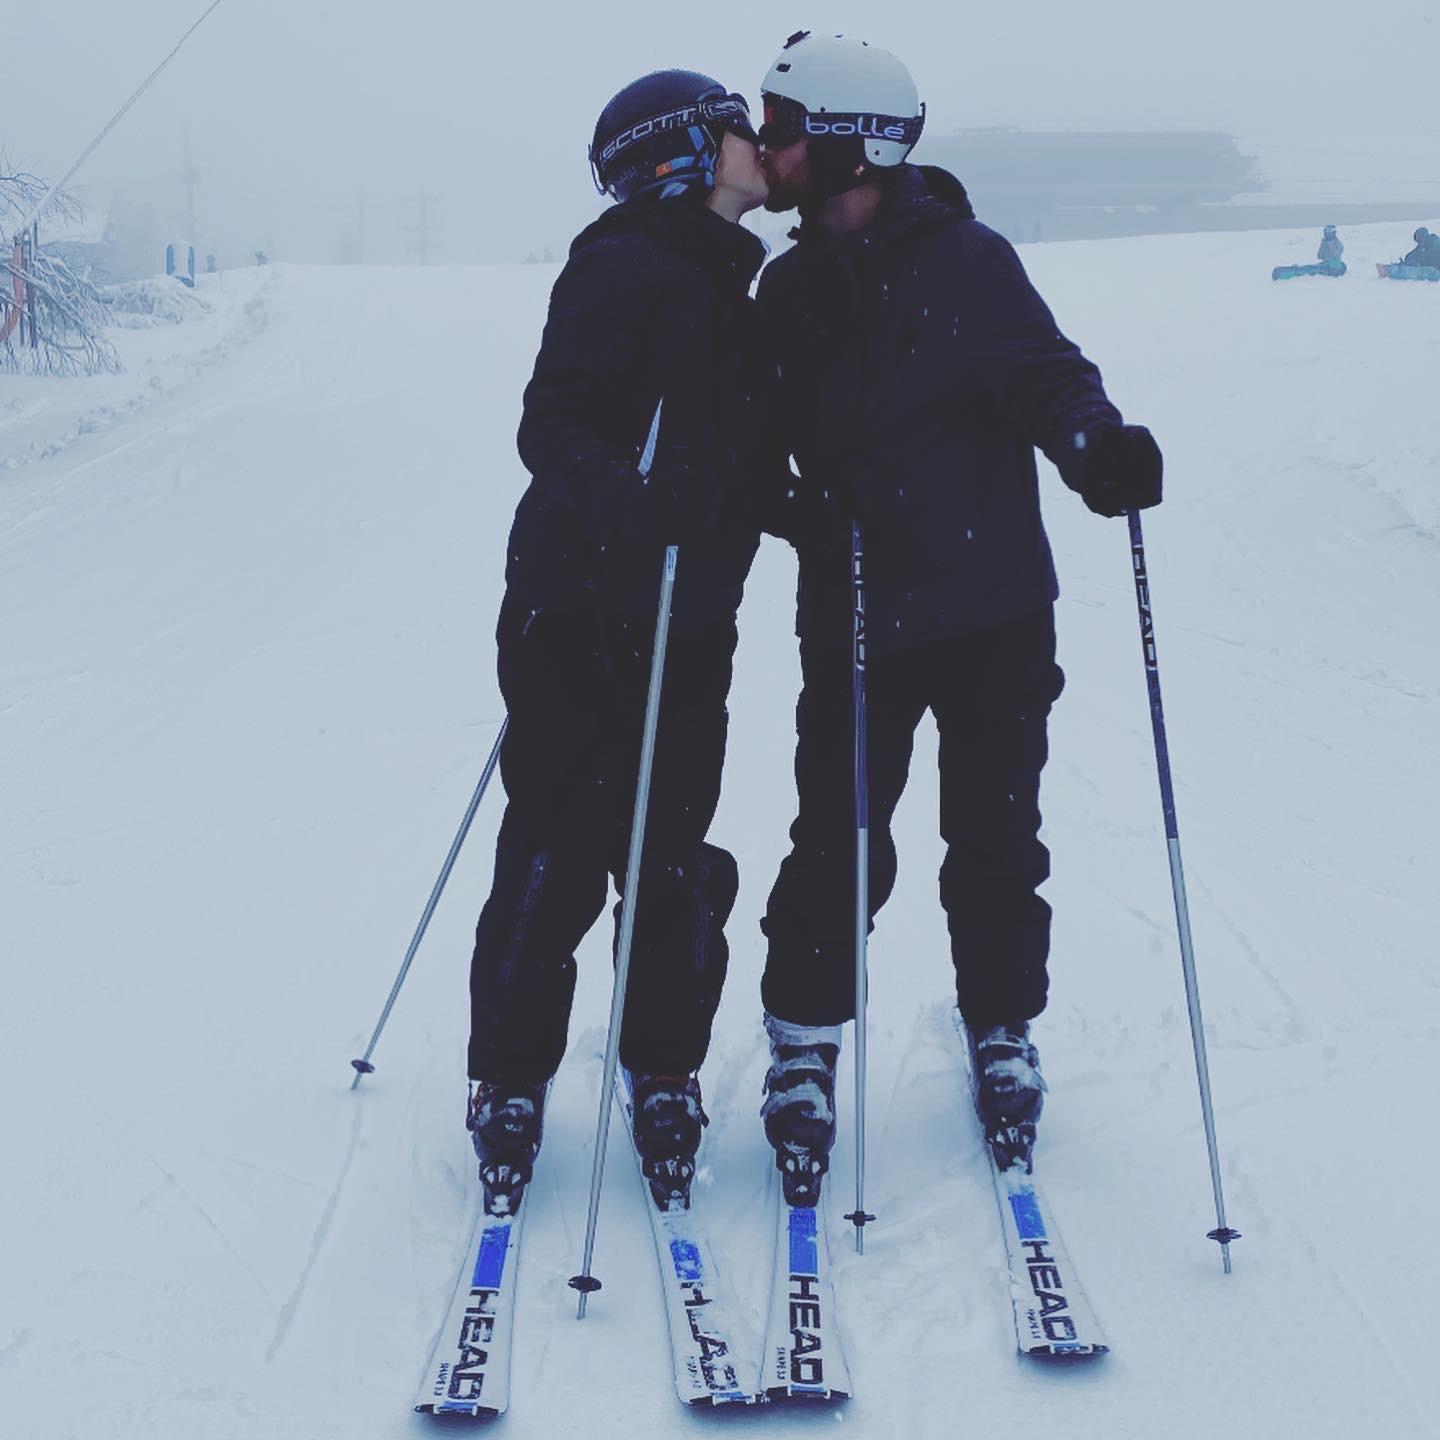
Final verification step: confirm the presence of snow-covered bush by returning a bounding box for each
[2,160,121,376]
[101,276,214,329]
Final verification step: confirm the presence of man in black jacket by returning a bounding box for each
[465,71,774,1211]
[752,32,1163,1189]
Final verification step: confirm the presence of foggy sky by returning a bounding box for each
[5,1,1437,264]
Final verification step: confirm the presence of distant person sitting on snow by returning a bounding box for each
[1400,227,1438,268]
[1317,225,1343,266]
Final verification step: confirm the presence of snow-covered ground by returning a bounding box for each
[0,267,273,471]
[2,223,1437,1440]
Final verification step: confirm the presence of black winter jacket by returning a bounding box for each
[1401,235,1440,268]
[760,165,1123,654]
[506,194,774,626]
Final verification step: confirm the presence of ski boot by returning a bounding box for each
[467,1080,546,1216]
[761,1013,841,1206]
[967,1021,1046,1173]
[628,1072,708,1211]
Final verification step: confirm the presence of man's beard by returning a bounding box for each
[762,172,807,213]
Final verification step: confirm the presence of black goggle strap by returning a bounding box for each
[589,134,724,200]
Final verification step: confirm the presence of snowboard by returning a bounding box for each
[1271,262,1346,280]
[1376,263,1440,281]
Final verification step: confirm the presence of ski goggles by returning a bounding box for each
[590,92,758,192]
[699,92,759,145]
[593,93,757,167]
[759,92,926,151]
[590,92,760,194]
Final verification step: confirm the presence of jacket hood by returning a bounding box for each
[570,193,767,289]
[865,165,976,246]
[909,165,977,218]
[791,164,976,250]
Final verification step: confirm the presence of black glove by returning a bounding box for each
[609,444,724,547]
[1074,425,1163,518]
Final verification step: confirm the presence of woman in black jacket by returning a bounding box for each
[465,70,774,1212]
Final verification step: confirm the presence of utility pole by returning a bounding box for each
[408,192,440,266]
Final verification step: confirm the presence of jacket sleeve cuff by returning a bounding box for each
[1051,412,1122,492]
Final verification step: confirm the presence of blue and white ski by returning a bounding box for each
[950,1010,1107,1357]
[617,1072,757,1406]
[989,1160,1108,1357]
[760,1185,852,1400]
[414,1190,530,1416]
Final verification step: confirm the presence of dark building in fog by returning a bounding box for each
[912,129,1263,241]
[914,129,1433,242]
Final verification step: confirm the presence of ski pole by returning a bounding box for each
[844,520,876,1253]
[569,402,671,1317]
[350,717,508,1087]
[1126,509,1241,1272]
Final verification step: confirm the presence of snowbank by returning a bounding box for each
[102,275,216,329]
[0,266,273,470]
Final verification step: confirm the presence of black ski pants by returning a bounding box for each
[761,606,1065,1030]
[468,593,739,1085]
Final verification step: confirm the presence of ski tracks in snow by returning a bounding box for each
[0,1329,31,1371]
[144,1155,278,1308]
[1221,1148,1431,1432]
[265,1095,366,1363]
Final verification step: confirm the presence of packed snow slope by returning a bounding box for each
[3,221,1437,1440]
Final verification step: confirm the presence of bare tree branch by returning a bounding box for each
[2,156,119,375]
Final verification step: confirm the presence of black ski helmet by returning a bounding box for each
[589,70,757,203]
[1415,227,1431,242]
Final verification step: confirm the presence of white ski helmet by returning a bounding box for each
[760,31,924,169]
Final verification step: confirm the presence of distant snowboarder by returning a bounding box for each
[1274,225,1346,280]
[1317,225,1345,273]
[1272,257,1346,281]
[1379,227,1440,279]
[751,32,1163,1192]
[464,69,776,1213]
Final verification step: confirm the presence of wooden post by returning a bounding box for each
[1,237,24,347]
[26,224,39,349]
